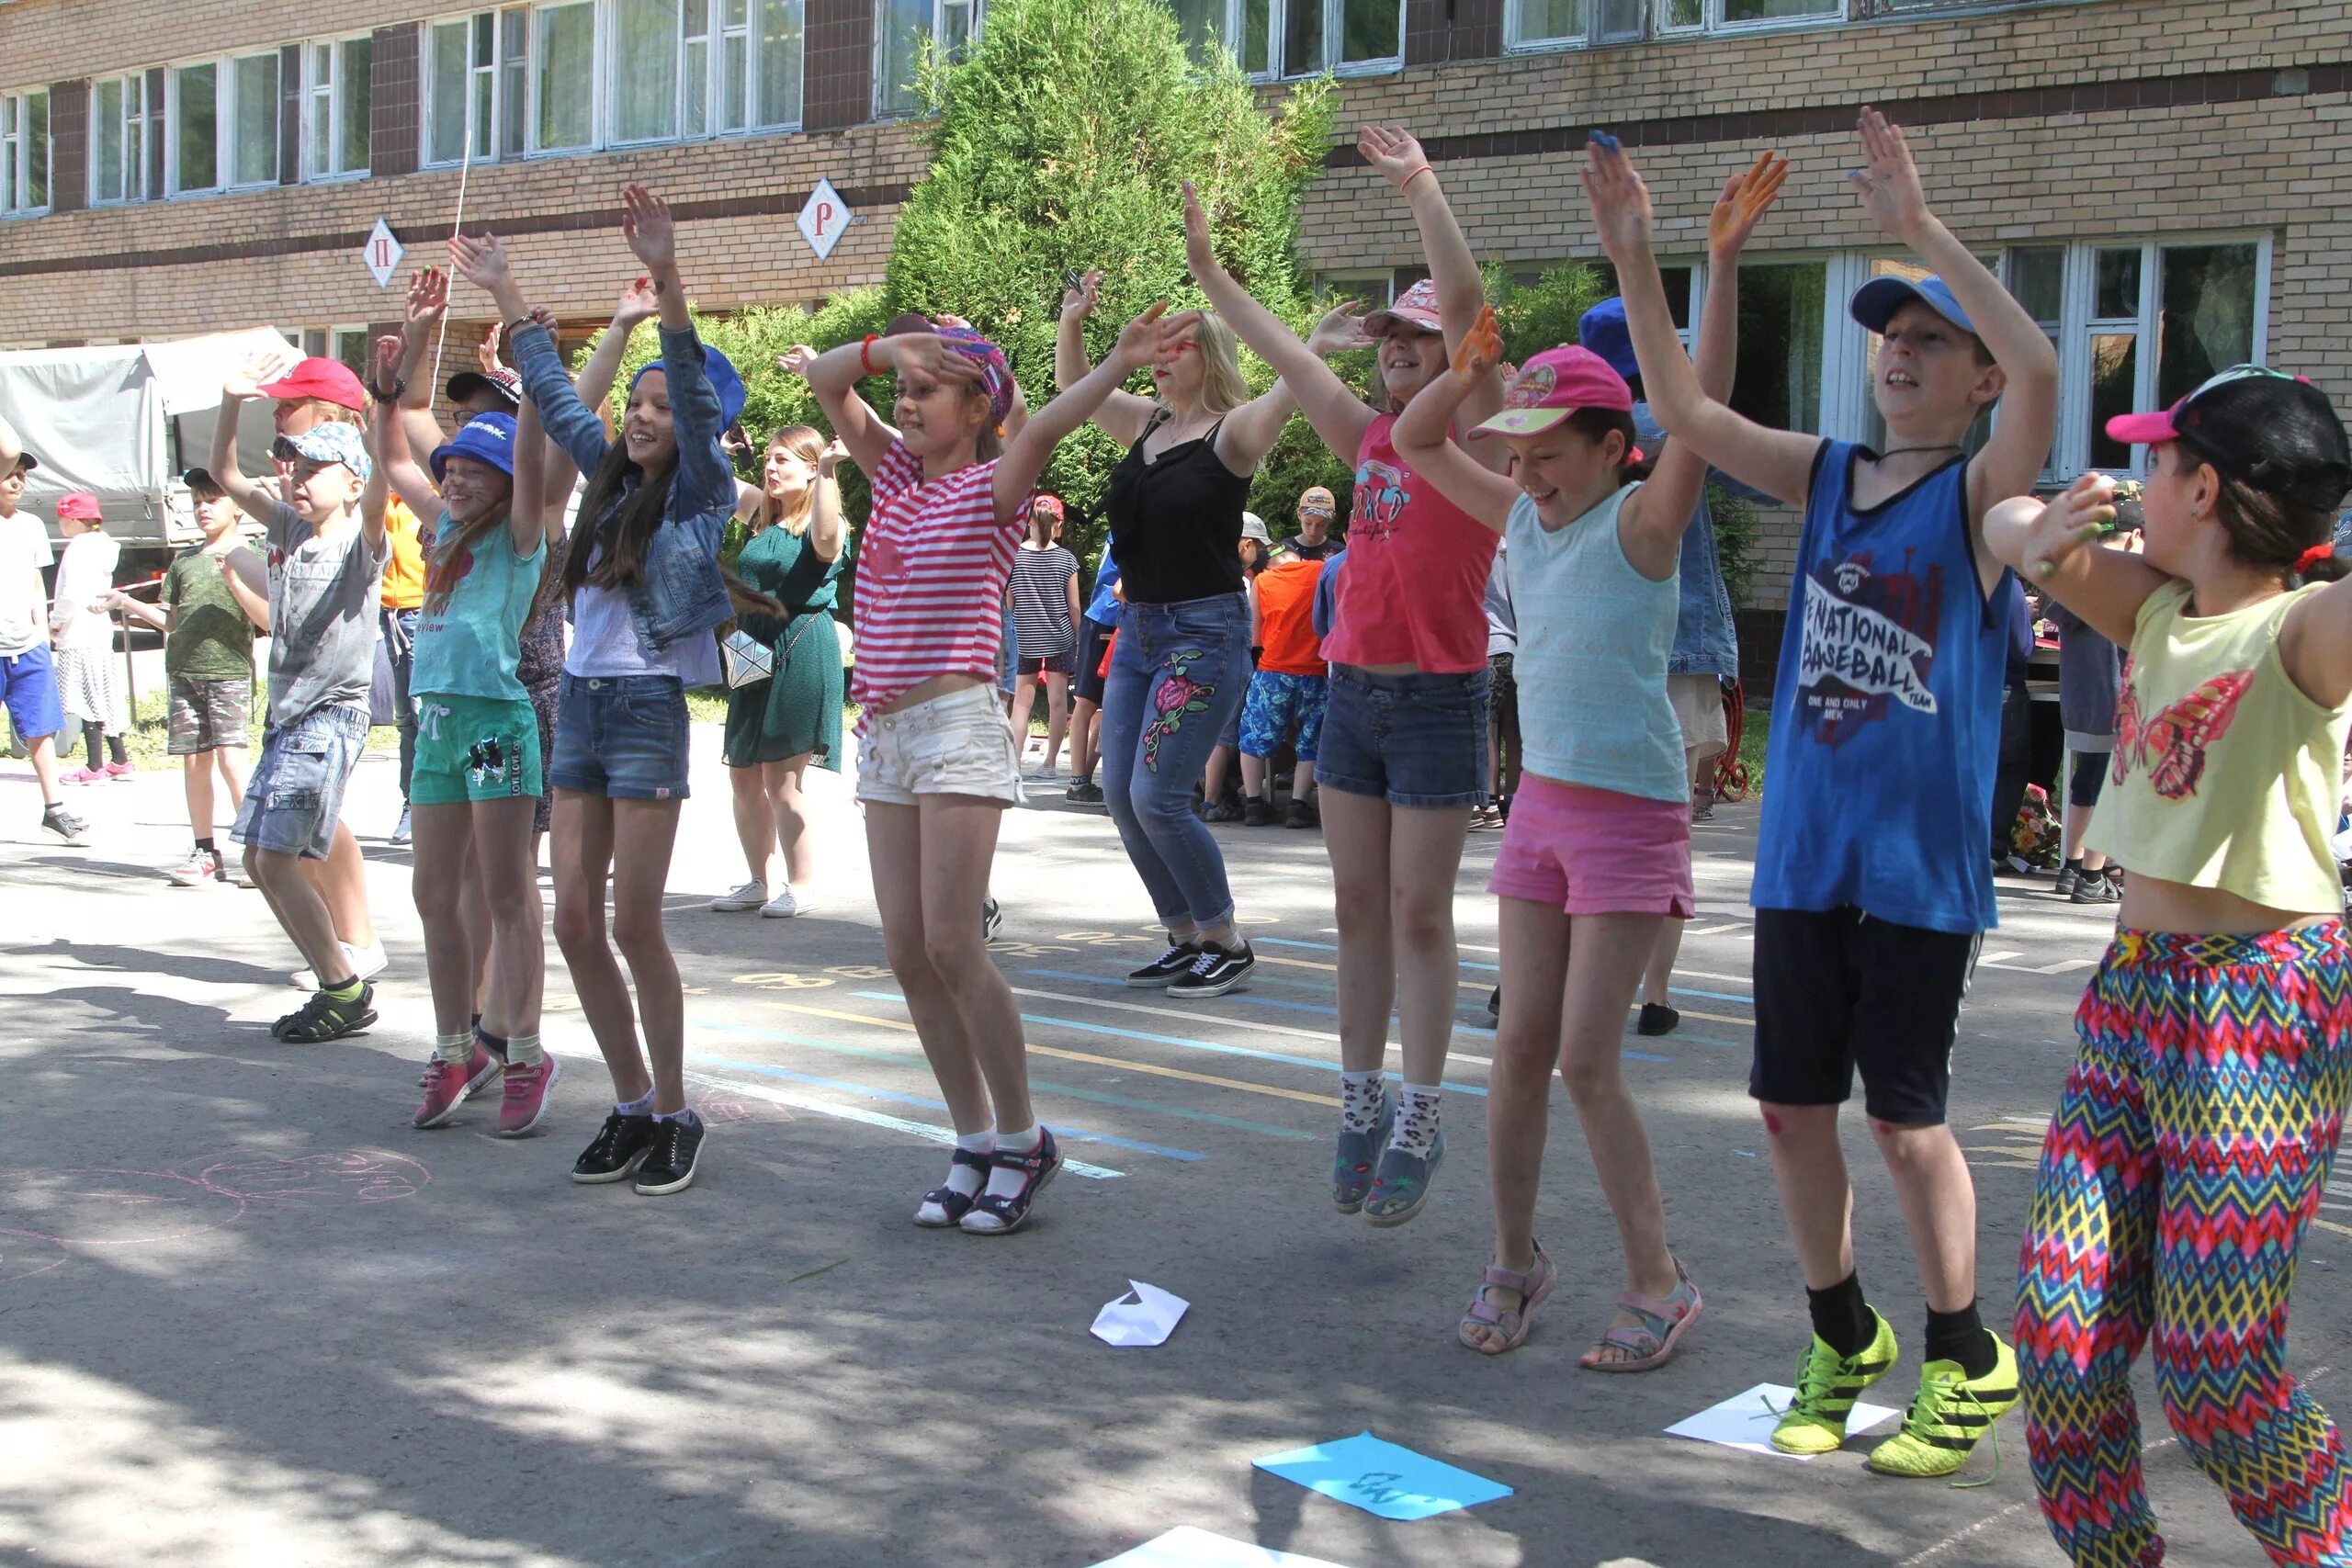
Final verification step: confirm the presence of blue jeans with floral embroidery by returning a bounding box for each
[1099,592,1252,931]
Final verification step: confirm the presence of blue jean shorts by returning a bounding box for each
[1317,666,1489,809]
[232,703,371,860]
[1239,671,1329,761]
[548,674,690,801]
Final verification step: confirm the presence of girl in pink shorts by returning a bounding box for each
[1390,152,1785,1363]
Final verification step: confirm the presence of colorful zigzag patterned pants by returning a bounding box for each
[2016,925,2352,1566]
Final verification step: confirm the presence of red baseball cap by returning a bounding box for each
[1473,346,1634,439]
[1363,278,1444,339]
[256,355,369,412]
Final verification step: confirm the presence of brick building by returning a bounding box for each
[0,0,2342,654]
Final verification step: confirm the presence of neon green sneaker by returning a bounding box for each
[1770,1309,1899,1455]
[1865,1333,2020,1480]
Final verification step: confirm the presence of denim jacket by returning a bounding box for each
[512,321,734,652]
[1634,403,1740,681]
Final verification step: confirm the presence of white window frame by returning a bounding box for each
[874,0,982,119]
[164,51,281,196]
[302,34,373,182]
[423,7,530,167]
[1653,0,1845,38]
[1503,0,1645,51]
[89,74,149,207]
[300,325,373,376]
[0,89,49,217]
[721,0,806,134]
[1205,0,1401,80]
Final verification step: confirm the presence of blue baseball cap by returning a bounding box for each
[1577,297,1641,382]
[430,412,518,481]
[633,344,749,430]
[1849,274,1976,336]
[288,421,371,484]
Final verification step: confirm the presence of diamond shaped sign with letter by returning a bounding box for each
[363,219,404,289]
[797,178,852,263]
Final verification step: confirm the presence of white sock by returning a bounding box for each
[653,1107,699,1125]
[435,1031,473,1066]
[985,1124,1043,1201]
[1340,1071,1385,1134]
[616,1091,655,1117]
[1393,1083,1442,1156]
[505,1032,545,1068]
[949,1127,996,1198]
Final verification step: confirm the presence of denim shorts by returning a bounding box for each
[232,703,371,860]
[1317,665,1490,809]
[548,674,690,801]
[412,693,544,806]
[856,682,1022,807]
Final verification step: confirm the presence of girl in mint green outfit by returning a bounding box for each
[372,400,558,1138]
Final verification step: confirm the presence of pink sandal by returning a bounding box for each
[1577,1258,1702,1373]
[1457,1247,1557,1356]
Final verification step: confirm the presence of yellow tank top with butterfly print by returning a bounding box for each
[2086,579,2352,915]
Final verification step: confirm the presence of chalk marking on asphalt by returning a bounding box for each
[751,1000,1341,1110]
[665,1064,1126,1179]
[1009,975,1497,1067]
[720,1010,1319,1136]
[1259,935,1499,973]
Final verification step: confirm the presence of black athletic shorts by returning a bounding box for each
[1073,616,1112,705]
[1749,906,1982,1127]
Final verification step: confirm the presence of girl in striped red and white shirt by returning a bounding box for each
[807,302,1187,1235]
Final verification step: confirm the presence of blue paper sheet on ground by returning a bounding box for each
[1250,1430,1511,1521]
[1086,1525,1359,1567]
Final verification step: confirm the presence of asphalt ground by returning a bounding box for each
[1,730,2338,1567]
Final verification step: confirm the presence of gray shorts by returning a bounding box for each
[232,704,370,860]
[167,675,253,756]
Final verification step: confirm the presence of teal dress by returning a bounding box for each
[721,522,845,770]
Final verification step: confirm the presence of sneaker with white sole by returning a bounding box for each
[415,1043,503,1129]
[166,847,219,887]
[390,805,412,845]
[41,805,88,843]
[708,880,767,912]
[1167,940,1255,999]
[291,940,389,992]
[495,1054,561,1137]
[760,886,808,919]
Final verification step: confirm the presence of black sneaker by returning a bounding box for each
[1203,800,1240,823]
[1286,798,1320,829]
[272,983,377,1043]
[1127,942,1203,987]
[1242,797,1275,827]
[1065,779,1104,806]
[633,1113,706,1195]
[1487,986,1501,1019]
[571,1111,658,1184]
[41,805,87,844]
[1168,940,1254,1000]
[2073,870,2120,905]
[981,897,1004,942]
[1636,1002,1680,1036]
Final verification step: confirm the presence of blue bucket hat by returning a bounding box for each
[431,412,518,481]
[1849,274,1976,336]
[633,344,748,430]
[288,421,372,484]
[1577,297,1641,383]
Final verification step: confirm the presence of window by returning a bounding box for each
[92,75,149,204]
[167,53,278,193]
[301,328,373,382]
[536,4,596,151]
[427,9,528,164]
[1656,0,1838,32]
[877,0,978,118]
[1182,0,1396,75]
[0,90,47,215]
[170,63,217,193]
[230,51,278,186]
[1505,0,1643,50]
[304,36,373,180]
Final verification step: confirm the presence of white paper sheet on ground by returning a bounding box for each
[1087,1526,1358,1568]
[1091,1280,1190,1347]
[1665,1382,1900,1460]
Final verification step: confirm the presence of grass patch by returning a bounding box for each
[1720,699,1770,804]
[111,681,401,772]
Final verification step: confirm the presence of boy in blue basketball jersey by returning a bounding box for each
[1589,110,2057,1477]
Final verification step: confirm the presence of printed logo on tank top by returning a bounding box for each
[1796,554,1943,739]
[1351,459,1410,543]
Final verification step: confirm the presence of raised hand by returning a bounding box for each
[1357,124,1431,190]
[1452,304,1504,384]
[447,231,512,290]
[224,348,296,400]
[1060,267,1103,321]
[886,333,984,388]
[404,266,449,337]
[1579,132,1655,265]
[1849,107,1929,243]
[1180,180,1219,282]
[1306,300,1375,357]
[1111,301,1181,374]
[1709,150,1789,262]
[620,185,675,270]
[2021,473,2120,581]
[775,344,818,378]
[818,438,847,476]
[528,305,559,333]
[612,276,662,331]
[476,321,503,374]
[371,334,404,392]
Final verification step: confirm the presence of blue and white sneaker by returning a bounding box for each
[1332,1089,1396,1214]
[1365,1117,1445,1228]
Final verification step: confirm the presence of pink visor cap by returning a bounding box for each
[1473,346,1635,439]
[1363,278,1444,338]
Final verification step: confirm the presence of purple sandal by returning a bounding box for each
[961,1128,1062,1235]
[914,1147,994,1228]
[1578,1257,1702,1372]
[1457,1247,1558,1355]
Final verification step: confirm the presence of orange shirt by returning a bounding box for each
[380,496,425,612]
[1254,557,1328,676]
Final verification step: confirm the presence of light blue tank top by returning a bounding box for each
[411,513,546,704]
[1509,484,1686,804]
[1751,442,2010,933]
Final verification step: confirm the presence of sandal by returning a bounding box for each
[273,984,377,1044]
[1577,1258,1702,1373]
[914,1147,995,1229]
[1457,1247,1557,1355]
[961,1128,1062,1235]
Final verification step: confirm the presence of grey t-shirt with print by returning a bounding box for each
[265,499,387,727]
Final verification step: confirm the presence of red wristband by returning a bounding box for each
[1401,164,1435,192]
[859,334,879,376]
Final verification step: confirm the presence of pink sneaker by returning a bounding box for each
[414,1044,503,1129]
[59,766,105,785]
[104,761,135,781]
[496,1054,562,1138]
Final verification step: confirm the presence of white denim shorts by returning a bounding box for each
[855,682,1022,807]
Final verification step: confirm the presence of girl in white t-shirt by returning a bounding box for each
[51,492,129,783]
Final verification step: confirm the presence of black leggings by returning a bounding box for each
[2068,748,2109,810]
[82,720,127,768]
